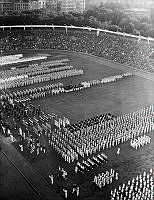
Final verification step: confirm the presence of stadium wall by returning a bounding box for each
[0,25,154,43]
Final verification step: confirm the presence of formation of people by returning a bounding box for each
[1,89,154,165]
[67,113,115,133]
[18,129,46,156]
[29,58,69,68]
[130,135,151,149]
[0,93,74,161]
[0,29,153,73]
[0,97,48,157]
[111,169,153,200]
[0,91,153,200]
[10,82,64,100]
[63,105,154,159]
[0,66,83,90]
[13,59,69,79]
[93,169,118,188]
[4,72,132,103]
[75,152,108,174]
[0,53,47,66]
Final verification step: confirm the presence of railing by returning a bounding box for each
[0,25,154,43]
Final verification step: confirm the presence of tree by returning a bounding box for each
[119,18,129,30]
[125,23,135,34]
[109,25,119,32]
[112,8,124,25]
[146,29,154,38]
[88,16,99,28]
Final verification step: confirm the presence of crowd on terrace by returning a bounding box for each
[0,29,153,73]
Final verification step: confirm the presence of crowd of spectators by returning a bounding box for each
[0,29,153,73]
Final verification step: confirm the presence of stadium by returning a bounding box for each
[0,25,154,200]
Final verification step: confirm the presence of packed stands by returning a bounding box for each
[0,28,153,73]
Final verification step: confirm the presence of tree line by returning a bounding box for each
[0,1,154,38]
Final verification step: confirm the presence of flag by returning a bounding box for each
[138,34,141,43]
[52,24,55,31]
[65,25,68,34]
[97,29,100,36]
[148,36,150,45]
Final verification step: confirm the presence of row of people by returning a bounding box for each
[130,135,151,149]
[18,126,47,156]
[75,152,108,173]
[0,54,23,62]
[29,58,69,68]
[111,169,153,200]
[22,105,152,163]
[93,169,118,188]
[0,54,47,66]
[18,136,46,156]
[62,105,154,158]
[6,72,132,103]
[27,65,74,77]
[0,58,70,80]
[1,92,154,164]
[0,68,83,89]
[1,92,154,166]
[0,95,75,163]
[10,82,63,99]
[67,113,115,133]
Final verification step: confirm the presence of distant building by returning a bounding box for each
[30,0,57,11]
[61,0,85,13]
[14,0,30,13]
[0,0,14,14]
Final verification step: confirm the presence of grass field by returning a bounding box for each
[28,50,154,123]
[1,50,154,200]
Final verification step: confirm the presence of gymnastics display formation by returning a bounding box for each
[0,59,83,89]
[5,72,133,102]
[0,53,47,66]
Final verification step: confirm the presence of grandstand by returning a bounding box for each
[0,25,154,73]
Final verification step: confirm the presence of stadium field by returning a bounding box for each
[22,50,154,123]
[1,50,154,200]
